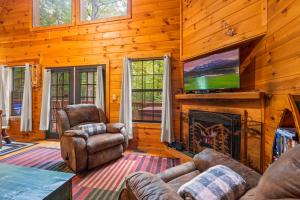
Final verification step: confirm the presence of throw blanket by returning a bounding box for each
[178,165,246,200]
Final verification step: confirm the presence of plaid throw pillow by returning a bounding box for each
[178,165,246,200]
[78,123,106,136]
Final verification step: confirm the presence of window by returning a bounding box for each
[131,59,164,122]
[32,0,73,27]
[80,0,130,22]
[11,68,25,116]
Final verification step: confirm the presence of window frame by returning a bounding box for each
[11,67,26,117]
[31,0,76,31]
[31,0,132,31]
[76,0,132,25]
[131,58,164,123]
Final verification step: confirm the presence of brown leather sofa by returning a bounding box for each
[56,104,128,173]
[120,145,300,200]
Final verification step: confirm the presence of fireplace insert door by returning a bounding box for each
[189,110,242,160]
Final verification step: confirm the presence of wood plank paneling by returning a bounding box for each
[0,0,182,150]
[180,0,267,60]
[179,0,300,170]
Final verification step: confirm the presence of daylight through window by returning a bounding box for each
[131,59,164,122]
[32,0,73,27]
[80,0,129,22]
[11,67,25,116]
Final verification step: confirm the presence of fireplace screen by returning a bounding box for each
[188,110,241,160]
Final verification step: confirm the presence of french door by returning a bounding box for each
[47,66,104,139]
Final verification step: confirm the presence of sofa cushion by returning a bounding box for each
[255,145,300,200]
[87,133,124,154]
[239,187,256,200]
[193,149,261,189]
[65,104,100,127]
[168,170,200,192]
[78,123,106,136]
[178,165,247,200]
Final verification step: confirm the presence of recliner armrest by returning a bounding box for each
[106,123,125,133]
[63,130,89,141]
[158,161,197,183]
[56,109,71,138]
[106,123,129,150]
[125,172,182,200]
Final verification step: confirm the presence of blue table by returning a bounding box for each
[0,163,75,200]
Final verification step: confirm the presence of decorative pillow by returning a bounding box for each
[177,165,246,200]
[78,123,106,136]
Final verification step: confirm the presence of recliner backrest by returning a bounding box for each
[64,104,101,127]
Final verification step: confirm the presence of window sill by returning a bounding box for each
[9,116,21,121]
[133,122,161,129]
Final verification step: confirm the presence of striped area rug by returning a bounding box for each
[0,147,179,200]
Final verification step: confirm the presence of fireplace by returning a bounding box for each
[188,110,242,160]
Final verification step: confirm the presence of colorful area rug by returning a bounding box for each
[0,141,35,156]
[0,147,179,200]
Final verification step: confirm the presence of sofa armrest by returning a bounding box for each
[63,130,89,141]
[124,172,182,200]
[158,161,197,183]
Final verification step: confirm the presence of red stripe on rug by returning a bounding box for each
[94,157,130,189]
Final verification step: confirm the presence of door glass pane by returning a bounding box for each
[50,71,71,134]
[79,70,97,104]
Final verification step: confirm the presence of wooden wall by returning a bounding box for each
[0,0,182,152]
[1,0,300,170]
[253,0,300,169]
[179,0,300,170]
[180,0,267,60]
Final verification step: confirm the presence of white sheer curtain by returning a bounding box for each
[20,64,32,132]
[0,66,12,128]
[161,55,174,143]
[119,57,133,139]
[95,66,105,110]
[39,69,51,130]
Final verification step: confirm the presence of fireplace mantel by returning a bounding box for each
[175,91,265,101]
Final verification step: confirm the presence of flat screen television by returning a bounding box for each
[184,49,240,92]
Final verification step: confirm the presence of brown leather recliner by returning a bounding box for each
[56,104,128,173]
[120,145,300,200]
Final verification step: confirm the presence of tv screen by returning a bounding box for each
[184,49,240,91]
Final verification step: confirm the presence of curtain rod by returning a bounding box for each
[2,64,32,68]
[129,57,165,61]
